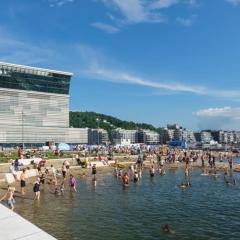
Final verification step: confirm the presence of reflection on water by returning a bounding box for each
[15,169,240,240]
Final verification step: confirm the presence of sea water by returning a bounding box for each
[16,168,240,240]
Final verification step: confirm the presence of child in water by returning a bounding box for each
[0,186,16,210]
[69,174,77,192]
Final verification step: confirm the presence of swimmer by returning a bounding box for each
[179,182,186,190]
[162,224,170,234]
[0,186,16,210]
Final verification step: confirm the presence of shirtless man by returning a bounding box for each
[122,173,129,186]
[20,169,27,195]
[0,186,16,210]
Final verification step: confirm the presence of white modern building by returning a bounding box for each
[138,129,159,145]
[111,128,138,145]
[0,62,73,146]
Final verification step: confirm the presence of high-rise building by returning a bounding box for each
[0,62,73,146]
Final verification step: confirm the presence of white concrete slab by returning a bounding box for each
[0,204,57,240]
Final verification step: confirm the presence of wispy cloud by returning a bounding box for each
[0,28,58,66]
[97,0,197,28]
[226,0,240,6]
[100,0,175,24]
[47,0,74,7]
[74,45,240,100]
[196,107,240,119]
[1,29,238,101]
[176,14,197,27]
[91,22,119,33]
[195,107,240,130]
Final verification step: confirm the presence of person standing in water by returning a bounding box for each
[62,163,67,180]
[0,186,16,210]
[33,178,41,200]
[69,174,77,192]
[150,165,155,177]
[20,169,27,195]
[122,172,129,186]
[92,164,97,177]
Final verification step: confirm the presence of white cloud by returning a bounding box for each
[195,107,240,130]
[196,107,240,119]
[48,0,74,7]
[176,14,197,27]
[226,0,240,6]
[91,22,119,33]
[0,28,59,65]
[75,47,240,100]
[99,0,198,25]
[1,28,238,101]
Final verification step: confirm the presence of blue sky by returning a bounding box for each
[1,0,240,130]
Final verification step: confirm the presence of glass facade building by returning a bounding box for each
[0,62,73,146]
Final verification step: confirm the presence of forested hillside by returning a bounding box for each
[69,111,157,132]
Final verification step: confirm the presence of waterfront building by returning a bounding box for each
[200,131,213,143]
[67,128,89,144]
[88,128,109,145]
[159,128,171,144]
[111,128,138,145]
[138,129,159,145]
[0,62,73,147]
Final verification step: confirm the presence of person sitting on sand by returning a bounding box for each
[0,186,16,210]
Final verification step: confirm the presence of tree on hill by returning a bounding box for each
[69,111,157,132]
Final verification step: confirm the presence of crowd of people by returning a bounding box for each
[0,146,237,211]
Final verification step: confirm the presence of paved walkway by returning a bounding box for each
[0,204,57,240]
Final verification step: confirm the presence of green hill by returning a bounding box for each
[69,111,157,132]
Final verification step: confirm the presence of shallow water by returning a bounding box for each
[15,168,240,240]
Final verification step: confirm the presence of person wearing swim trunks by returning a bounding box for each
[20,169,27,195]
[33,178,41,200]
[0,186,16,210]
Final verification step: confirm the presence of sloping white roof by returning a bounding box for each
[0,61,73,76]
